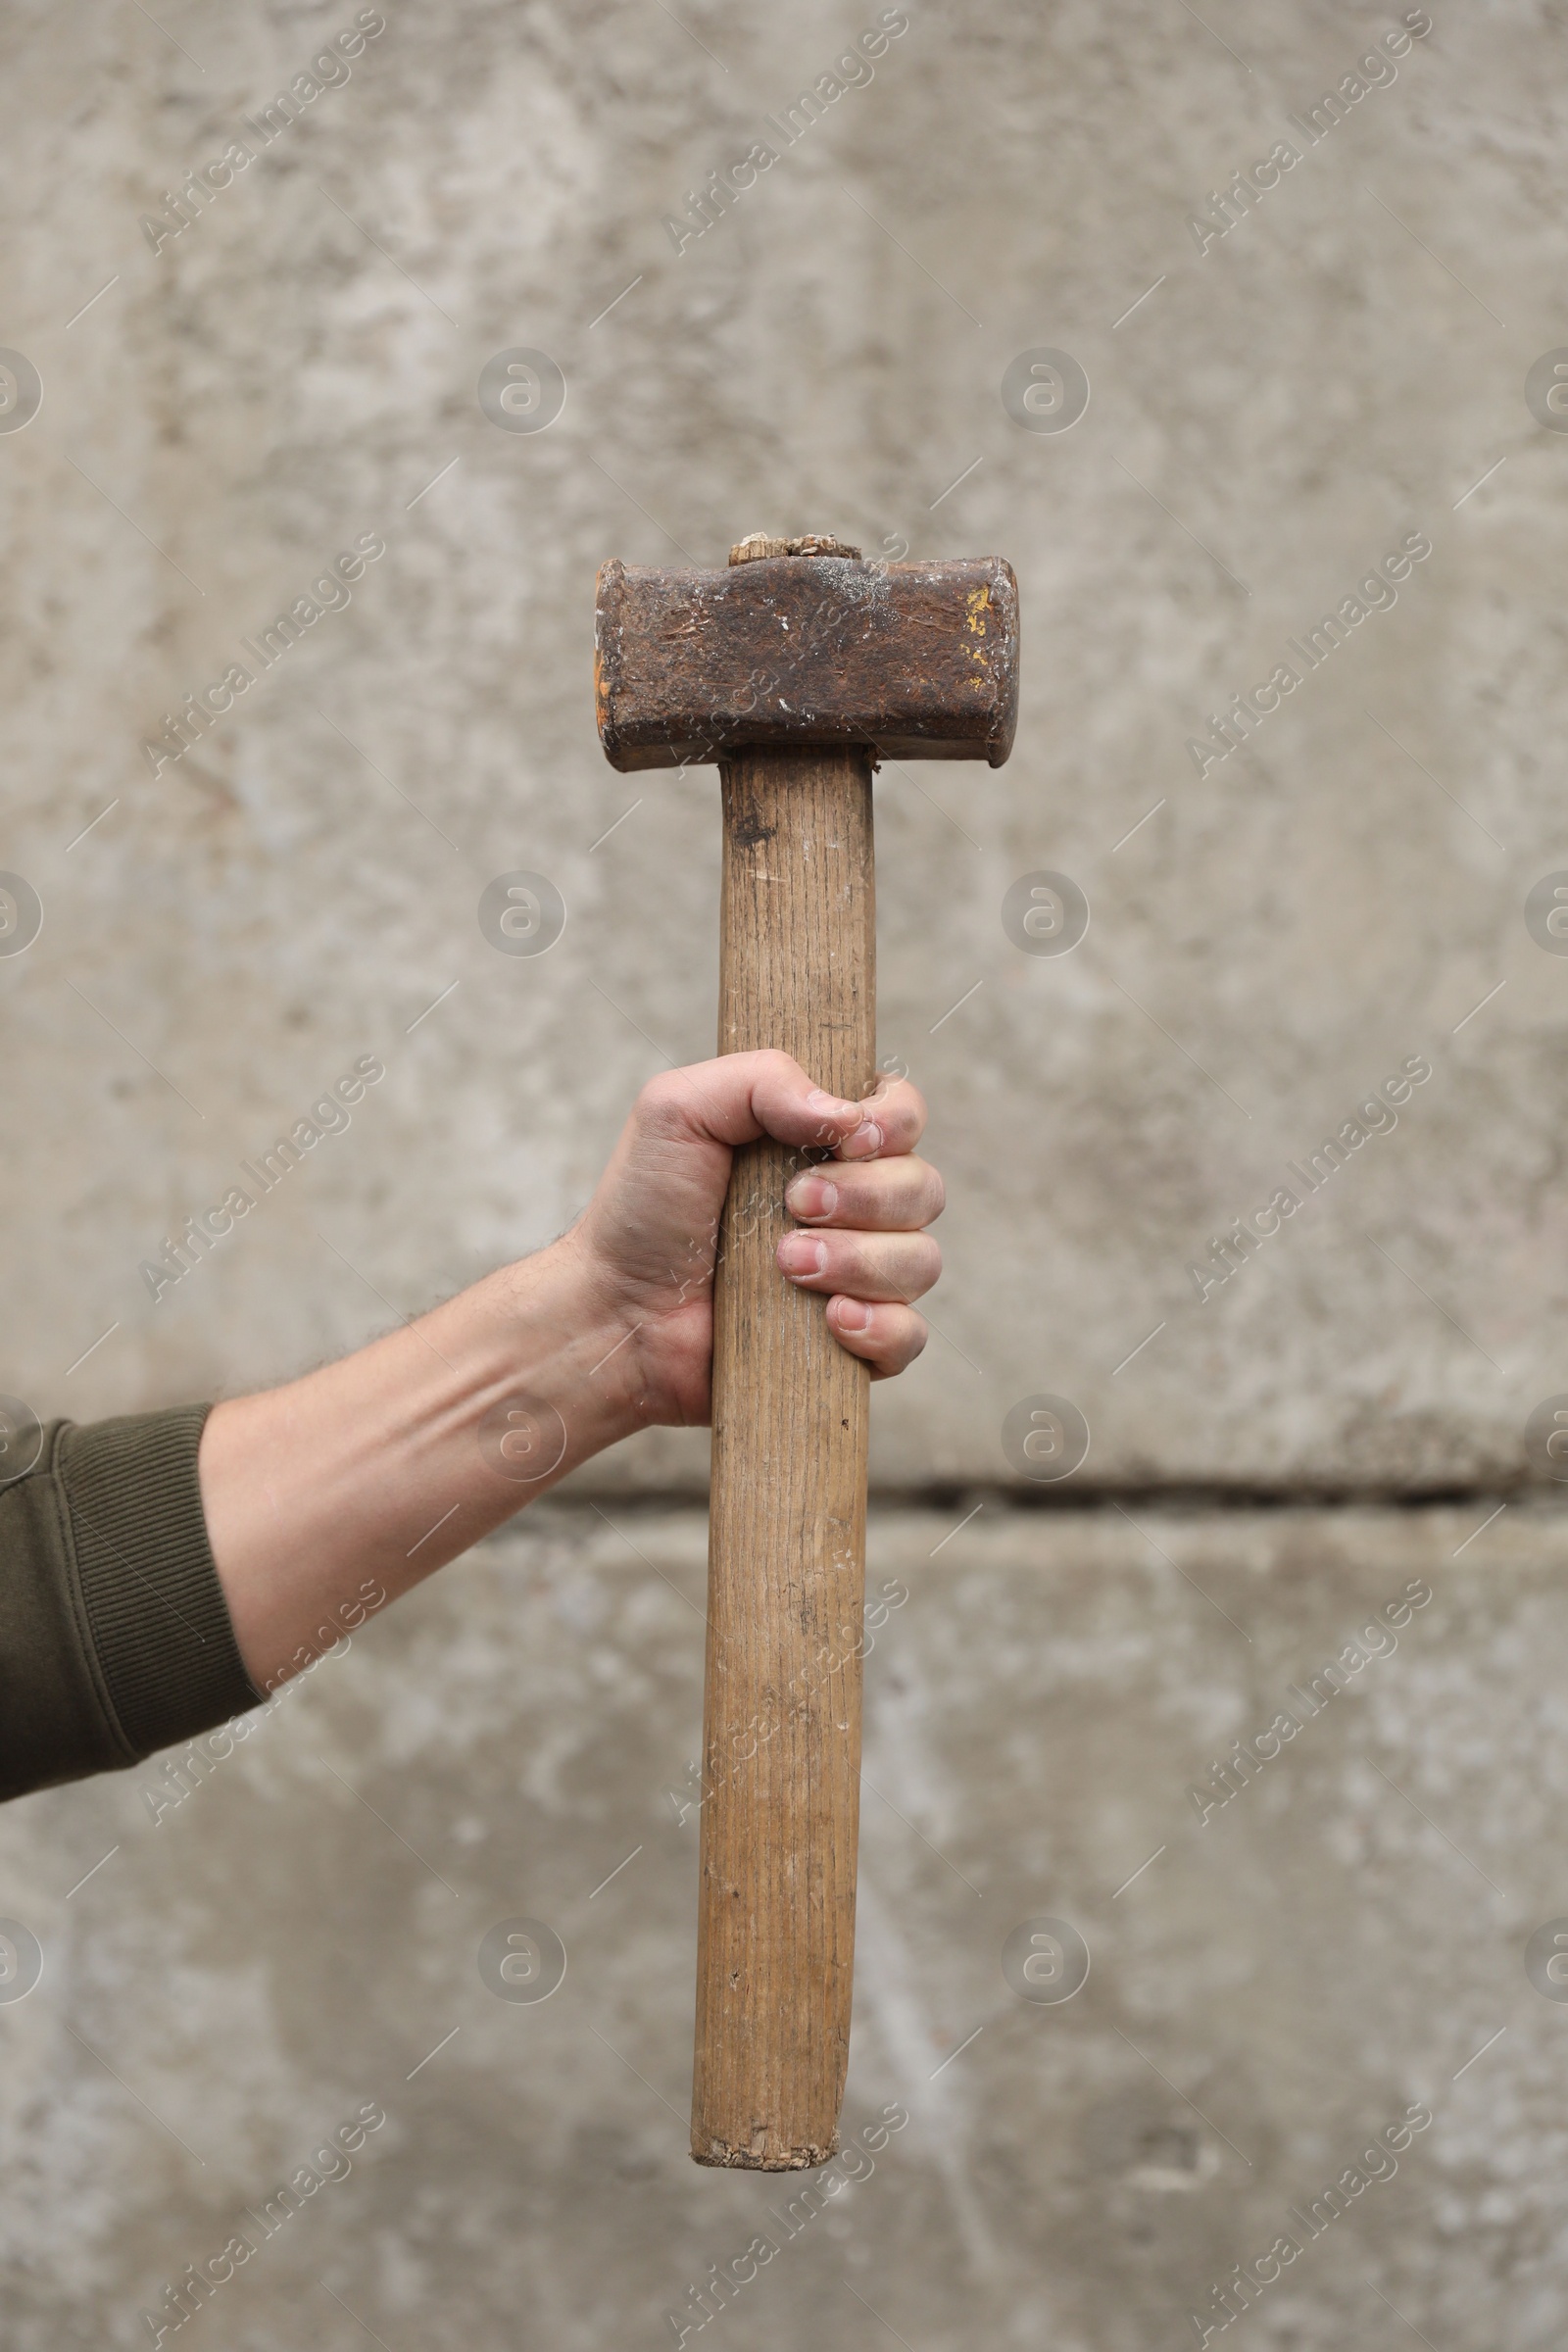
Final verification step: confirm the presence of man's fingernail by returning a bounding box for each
[777,1234,827,1277]
[786,1174,837,1221]
[843,1120,883,1156]
[807,1088,859,1119]
[835,1298,872,1332]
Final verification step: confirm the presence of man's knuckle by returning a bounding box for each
[636,1070,700,1137]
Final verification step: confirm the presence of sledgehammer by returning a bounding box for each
[595,533,1020,2168]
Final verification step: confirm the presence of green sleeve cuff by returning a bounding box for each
[0,1405,262,1801]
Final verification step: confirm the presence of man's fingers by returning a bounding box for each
[784,1154,945,1232]
[777,1229,941,1303]
[640,1052,928,1159]
[825,1297,929,1378]
[831,1072,926,1161]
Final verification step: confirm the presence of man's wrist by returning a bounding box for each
[203,1230,658,1688]
[485,1232,655,1464]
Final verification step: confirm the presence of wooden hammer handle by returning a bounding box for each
[691,745,875,2169]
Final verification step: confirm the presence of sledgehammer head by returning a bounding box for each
[594,537,1020,772]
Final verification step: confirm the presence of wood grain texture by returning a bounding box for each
[692,746,876,2169]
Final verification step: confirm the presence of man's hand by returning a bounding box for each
[564,1050,944,1428]
[202,1051,943,1689]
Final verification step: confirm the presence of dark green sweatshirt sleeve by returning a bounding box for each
[0,1405,262,1801]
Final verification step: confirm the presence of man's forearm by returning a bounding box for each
[198,1235,648,1690]
[197,1051,940,1698]
[0,1054,935,1804]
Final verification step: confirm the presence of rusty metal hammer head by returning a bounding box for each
[594,535,1020,772]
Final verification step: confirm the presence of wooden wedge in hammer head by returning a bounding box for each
[594,536,1020,2170]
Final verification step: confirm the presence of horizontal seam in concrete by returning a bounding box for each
[535,1483,1566,1518]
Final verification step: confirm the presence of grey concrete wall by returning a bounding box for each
[3,0,1568,2344]
[2,0,1564,1491]
[1,1500,1563,2349]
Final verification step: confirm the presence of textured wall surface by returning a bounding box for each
[3,0,1568,2344]
[0,1501,1561,2350]
[2,0,1566,1489]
